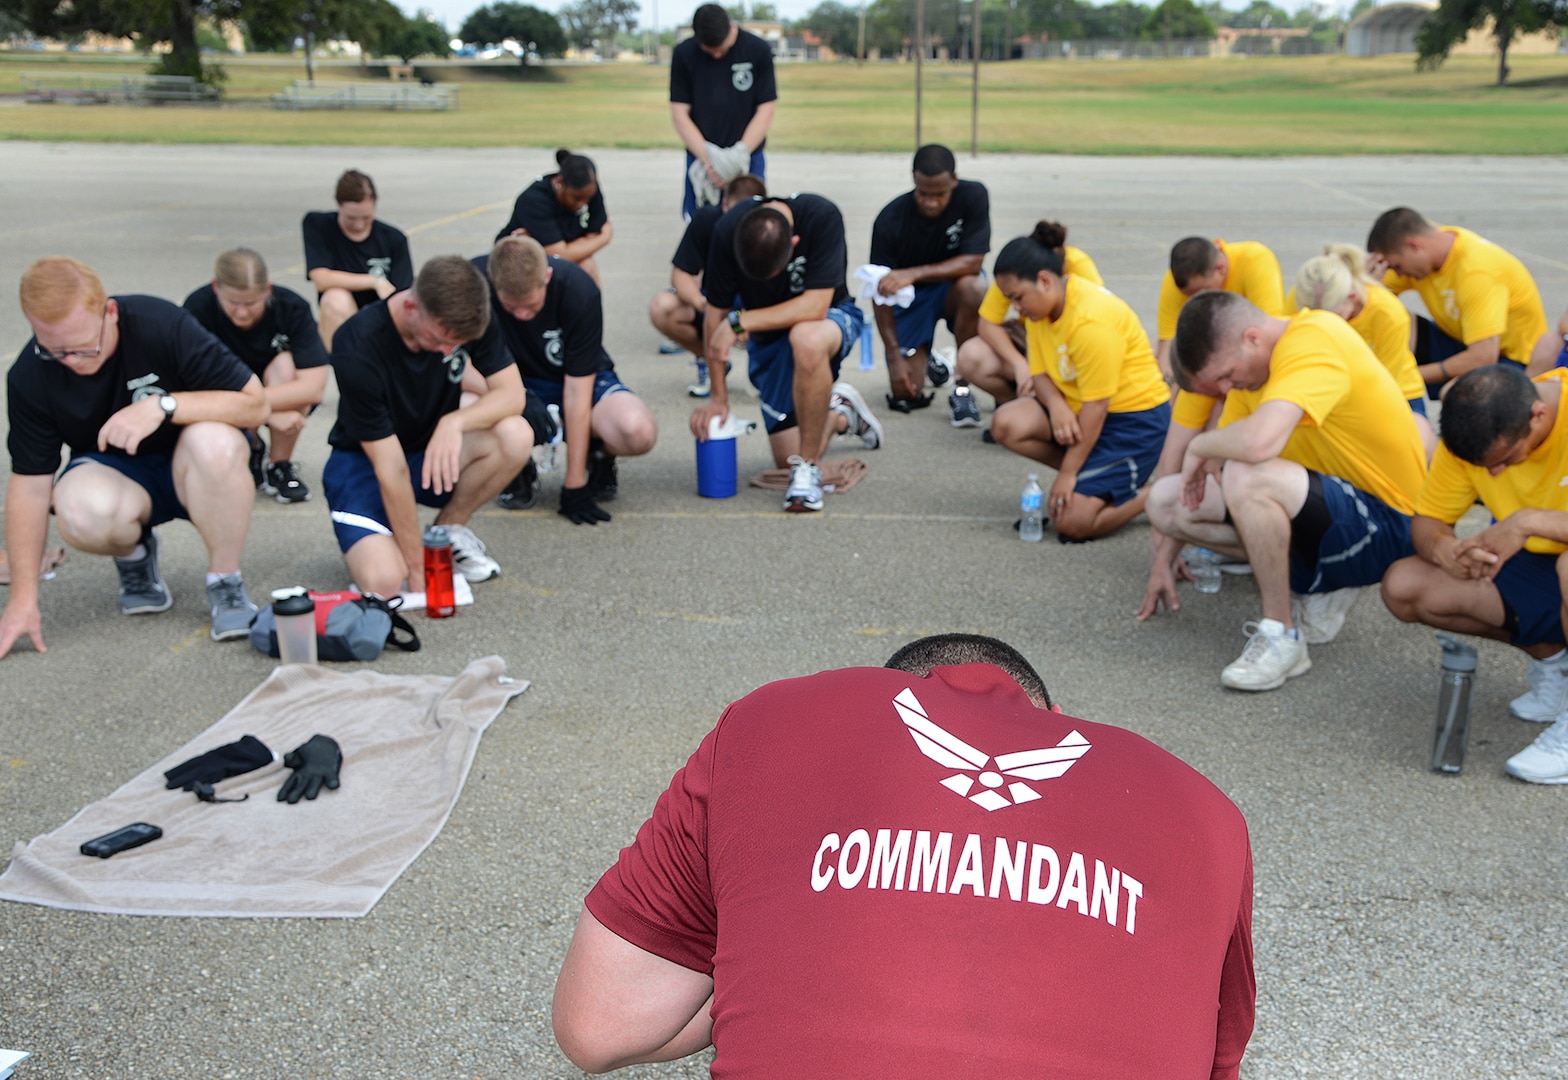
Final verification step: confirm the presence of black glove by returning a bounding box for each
[559,484,612,525]
[164,735,273,791]
[277,734,342,804]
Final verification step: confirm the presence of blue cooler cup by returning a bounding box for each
[696,426,739,498]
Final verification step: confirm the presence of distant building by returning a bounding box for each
[1347,2,1561,56]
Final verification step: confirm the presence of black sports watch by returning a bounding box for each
[728,308,744,335]
[158,394,178,422]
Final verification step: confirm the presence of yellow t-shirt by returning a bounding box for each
[1414,370,1568,555]
[1173,389,1221,430]
[1382,225,1548,363]
[1284,283,1422,400]
[1024,275,1170,414]
[980,246,1104,325]
[1157,239,1285,341]
[1219,310,1427,514]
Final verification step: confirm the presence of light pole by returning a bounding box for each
[914,0,924,148]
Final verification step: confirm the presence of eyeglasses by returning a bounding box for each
[34,310,107,364]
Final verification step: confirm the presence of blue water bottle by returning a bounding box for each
[859,315,874,371]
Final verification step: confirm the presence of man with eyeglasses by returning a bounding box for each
[3,257,269,660]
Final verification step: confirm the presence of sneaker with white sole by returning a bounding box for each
[445,523,500,582]
[1511,652,1568,722]
[830,381,884,450]
[783,455,824,513]
[687,359,710,398]
[207,574,258,642]
[115,531,173,616]
[263,460,311,504]
[1291,587,1362,645]
[927,346,955,387]
[949,385,981,427]
[1505,714,1568,784]
[1221,618,1311,691]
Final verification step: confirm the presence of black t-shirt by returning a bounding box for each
[182,283,328,377]
[473,253,611,384]
[669,31,778,149]
[301,211,414,309]
[672,204,725,276]
[702,194,851,347]
[869,179,991,271]
[494,176,609,247]
[7,295,255,475]
[326,300,510,454]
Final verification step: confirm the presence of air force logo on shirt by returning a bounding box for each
[894,687,1090,811]
[732,61,754,92]
[543,328,565,367]
[577,205,591,230]
[1056,344,1077,382]
[787,255,807,295]
[445,345,469,384]
[945,219,964,251]
[270,333,291,355]
[366,257,393,279]
[126,372,163,402]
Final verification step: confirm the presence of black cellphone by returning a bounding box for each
[79,822,163,859]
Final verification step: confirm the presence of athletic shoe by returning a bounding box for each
[1291,587,1362,645]
[1511,652,1568,722]
[830,381,884,450]
[206,574,258,642]
[658,339,685,355]
[982,427,996,444]
[783,455,824,513]
[1218,557,1254,576]
[262,461,311,504]
[884,391,934,413]
[1505,714,1568,784]
[687,359,710,398]
[246,430,267,490]
[588,451,619,501]
[927,346,954,387]
[497,460,538,511]
[1221,618,1311,691]
[446,523,500,583]
[949,385,981,428]
[115,531,173,616]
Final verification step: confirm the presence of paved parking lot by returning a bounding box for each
[1,143,1566,1077]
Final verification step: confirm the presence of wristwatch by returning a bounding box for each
[158,394,177,422]
[728,308,744,335]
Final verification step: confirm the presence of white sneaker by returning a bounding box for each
[1291,588,1362,645]
[1217,556,1253,576]
[1221,618,1311,691]
[783,455,824,513]
[1505,714,1568,784]
[1511,653,1568,723]
[830,381,884,450]
[445,523,500,583]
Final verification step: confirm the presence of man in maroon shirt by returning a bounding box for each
[553,634,1256,1078]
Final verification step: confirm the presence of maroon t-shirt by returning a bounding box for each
[587,663,1255,1079]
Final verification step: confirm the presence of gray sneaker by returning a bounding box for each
[207,574,258,642]
[115,531,173,616]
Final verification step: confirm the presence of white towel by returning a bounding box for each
[689,141,754,210]
[854,264,915,308]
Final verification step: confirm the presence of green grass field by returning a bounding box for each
[3,51,1567,154]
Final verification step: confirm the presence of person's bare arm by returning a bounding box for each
[560,220,614,265]
[980,318,1034,397]
[361,434,424,588]
[878,253,984,295]
[421,364,526,496]
[741,288,833,334]
[264,363,329,415]
[671,268,706,311]
[737,100,775,154]
[0,474,57,658]
[1419,334,1499,386]
[1188,399,1303,465]
[553,906,715,1074]
[308,267,396,299]
[670,102,711,162]
[98,375,269,455]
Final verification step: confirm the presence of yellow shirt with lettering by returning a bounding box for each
[1157,239,1285,341]
[1219,310,1427,514]
[980,246,1104,324]
[1025,275,1170,414]
[1382,225,1548,363]
[1415,371,1568,555]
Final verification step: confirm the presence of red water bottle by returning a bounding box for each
[423,525,456,619]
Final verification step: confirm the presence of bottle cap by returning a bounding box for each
[271,587,315,617]
[423,524,451,547]
[1436,632,1478,673]
[271,586,307,602]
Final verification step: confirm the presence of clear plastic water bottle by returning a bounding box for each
[537,403,564,474]
[1185,546,1222,593]
[1431,633,1477,774]
[858,316,874,371]
[1020,474,1044,542]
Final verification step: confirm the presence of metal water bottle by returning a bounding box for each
[1020,474,1045,543]
[1431,633,1477,774]
[423,525,456,619]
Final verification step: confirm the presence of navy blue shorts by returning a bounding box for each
[62,452,186,527]
[1289,473,1414,594]
[1046,401,1171,507]
[322,448,452,554]
[1494,549,1566,647]
[1408,396,1428,418]
[1417,317,1525,399]
[889,281,952,352]
[746,301,863,433]
[523,369,630,410]
[1555,339,1568,370]
[682,148,767,221]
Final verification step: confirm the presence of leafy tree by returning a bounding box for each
[1080,0,1150,37]
[1224,0,1290,28]
[383,9,449,60]
[559,0,638,49]
[795,0,861,50]
[1,0,238,82]
[1416,0,1561,85]
[458,2,566,55]
[243,0,403,80]
[1141,0,1215,38]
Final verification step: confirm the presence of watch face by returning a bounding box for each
[160,394,176,414]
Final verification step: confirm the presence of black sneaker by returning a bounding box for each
[263,461,311,504]
[115,531,173,616]
[949,386,981,428]
[588,451,619,501]
[497,460,538,510]
[884,392,934,414]
[246,431,267,489]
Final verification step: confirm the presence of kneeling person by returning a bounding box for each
[323,256,530,598]
[184,248,329,503]
[1381,365,1568,784]
[479,237,657,524]
[2,257,269,659]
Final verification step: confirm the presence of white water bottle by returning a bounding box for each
[537,403,564,473]
[1020,474,1044,542]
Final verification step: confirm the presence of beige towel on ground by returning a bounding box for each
[0,656,526,918]
[749,459,868,493]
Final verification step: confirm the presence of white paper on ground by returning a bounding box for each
[0,1049,31,1078]
[349,574,474,612]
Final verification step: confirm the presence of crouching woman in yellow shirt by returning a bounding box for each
[990,223,1171,542]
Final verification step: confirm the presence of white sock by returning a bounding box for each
[206,571,240,586]
[1543,649,1568,665]
[121,543,146,562]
